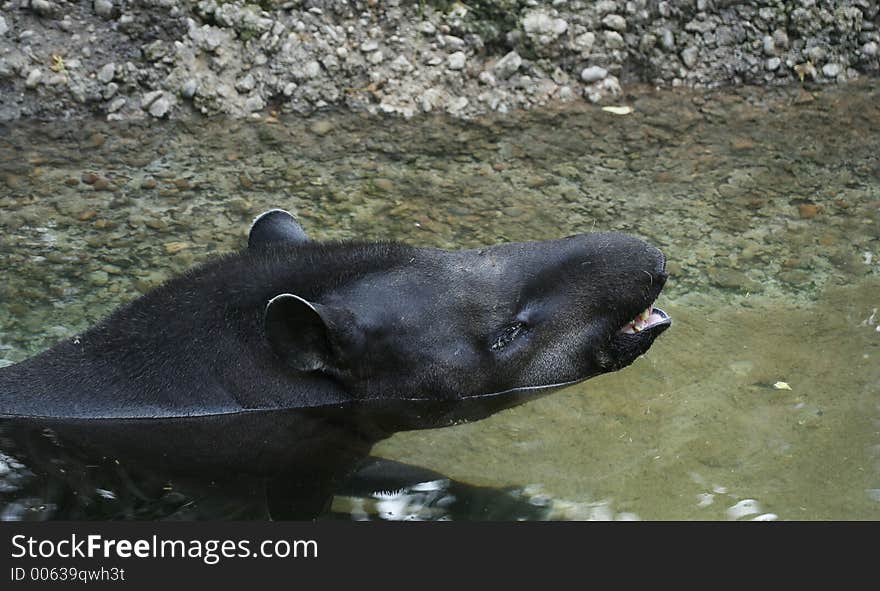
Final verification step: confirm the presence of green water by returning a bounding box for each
[1,81,879,520]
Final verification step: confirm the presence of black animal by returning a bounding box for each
[0,210,671,519]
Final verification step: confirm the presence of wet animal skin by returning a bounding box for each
[0,210,670,518]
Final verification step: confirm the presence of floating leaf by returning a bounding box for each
[602,106,633,115]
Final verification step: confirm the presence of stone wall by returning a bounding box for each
[0,0,877,120]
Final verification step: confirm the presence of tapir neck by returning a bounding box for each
[0,242,416,421]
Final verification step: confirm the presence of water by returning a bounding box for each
[1,80,878,520]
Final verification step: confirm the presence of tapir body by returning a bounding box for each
[0,210,670,518]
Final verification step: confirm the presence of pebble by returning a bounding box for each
[522,10,568,43]
[728,360,754,377]
[304,60,321,78]
[602,14,627,32]
[107,97,126,112]
[103,82,118,99]
[492,51,522,80]
[595,0,617,16]
[88,270,109,286]
[142,90,162,106]
[573,32,596,54]
[797,204,821,219]
[97,62,115,83]
[373,178,394,192]
[143,40,168,62]
[145,218,168,231]
[94,0,115,18]
[181,79,198,98]
[446,96,468,115]
[639,33,657,51]
[441,35,465,51]
[478,71,496,86]
[148,96,171,118]
[793,88,814,104]
[580,66,608,83]
[772,29,789,50]
[135,272,166,293]
[447,51,466,71]
[31,0,56,18]
[707,268,758,291]
[779,269,811,284]
[604,31,626,49]
[310,120,333,136]
[25,69,42,88]
[88,133,106,148]
[244,95,264,113]
[0,16,8,37]
[390,55,413,73]
[418,21,436,35]
[235,73,256,93]
[822,63,841,78]
[681,47,699,68]
[163,242,190,254]
[283,82,297,97]
[226,197,251,215]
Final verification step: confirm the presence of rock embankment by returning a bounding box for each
[1,0,878,121]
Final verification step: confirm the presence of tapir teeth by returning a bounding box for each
[619,302,665,334]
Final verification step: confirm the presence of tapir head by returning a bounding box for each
[256,210,671,429]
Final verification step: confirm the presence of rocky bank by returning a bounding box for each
[0,0,879,121]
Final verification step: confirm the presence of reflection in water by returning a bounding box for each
[1,80,879,519]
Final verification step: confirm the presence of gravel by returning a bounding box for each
[0,0,876,122]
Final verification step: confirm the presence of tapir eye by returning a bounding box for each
[489,321,529,351]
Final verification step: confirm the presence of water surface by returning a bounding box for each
[1,80,878,520]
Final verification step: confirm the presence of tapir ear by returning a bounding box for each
[248,209,309,249]
[265,294,330,372]
[264,293,361,372]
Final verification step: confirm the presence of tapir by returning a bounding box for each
[0,210,671,519]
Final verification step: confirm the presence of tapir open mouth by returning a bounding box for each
[602,292,671,374]
[618,303,671,334]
